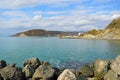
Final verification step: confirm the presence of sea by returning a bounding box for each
[0,37,120,68]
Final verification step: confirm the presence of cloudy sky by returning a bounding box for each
[0,0,120,36]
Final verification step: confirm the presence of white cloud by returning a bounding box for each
[0,9,117,31]
[1,11,27,18]
[33,15,42,21]
[112,14,120,19]
[0,0,120,33]
[0,0,79,9]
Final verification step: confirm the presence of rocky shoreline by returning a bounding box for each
[0,55,120,80]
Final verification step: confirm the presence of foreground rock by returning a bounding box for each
[32,62,55,80]
[24,58,41,69]
[0,55,120,80]
[57,69,76,80]
[77,65,93,77]
[110,56,120,75]
[104,70,118,80]
[93,59,108,79]
[0,60,6,69]
[0,65,25,80]
[23,65,35,78]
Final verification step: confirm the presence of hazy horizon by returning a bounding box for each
[0,0,120,36]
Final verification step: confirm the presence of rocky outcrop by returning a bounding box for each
[110,55,120,75]
[0,60,6,69]
[0,55,120,80]
[0,65,25,80]
[57,69,76,80]
[104,70,118,80]
[93,59,108,79]
[23,65,34,78]
[32,62,55,80]
[97,18,120,39]
[77,65,93,77]
[81,17,120,40]
[23,58,41,69]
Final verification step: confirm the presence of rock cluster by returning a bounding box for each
[0,55,120,80]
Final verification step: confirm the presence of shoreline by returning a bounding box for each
[0,55,120,80]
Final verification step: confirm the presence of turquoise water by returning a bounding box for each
[0,37,120,68]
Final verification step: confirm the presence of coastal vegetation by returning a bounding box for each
[106,17,120,29]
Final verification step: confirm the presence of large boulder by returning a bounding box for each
[93,59,108,79]
[24,58,41,70]
[24,58,41,69]
[77,65,93,77]
[57,69,76,80]
[104,70,118,80]
[110,55,120,75]
[0,65,25,80]
[32,62,55,80]
[0,60,6,69]
[23,65,35,78]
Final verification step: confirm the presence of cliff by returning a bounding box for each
[97,17,120,39]
[82,17,120,40]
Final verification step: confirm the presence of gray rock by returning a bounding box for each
[87,77,95,80]
[0,73,4,80]
[32,62,55,80]
[24,58,41,69]
[23,65,35,78]
[77,65,93,77]
[0,60,6,69]
[0,65,25,80]
[110,55,120,75]
[57,69,76,80]
[76,75,88,80]
[104,70,118,80]
[93,59,108,79]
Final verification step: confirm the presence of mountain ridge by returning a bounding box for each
[12,29,80,37]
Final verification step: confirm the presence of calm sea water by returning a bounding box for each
[0,37,120,68]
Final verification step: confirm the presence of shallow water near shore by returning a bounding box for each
[0,37,120,68]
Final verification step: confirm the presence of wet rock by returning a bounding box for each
[23,65,35,78]
[110,55,120,75]
[77,65,93,77]
[57,69,76,80]
[24,58,41,69]
[76,75,88,80]
[93,59,108,79]
[104,70,118,80]
[0,65,25,80]
[0,60,6,69]
[0,73,4,80]
[8,63,16,67]
[32,62,55,80]
[53,67,62,80]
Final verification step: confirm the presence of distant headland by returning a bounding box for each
[12,17,120,40]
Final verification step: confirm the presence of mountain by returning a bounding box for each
[12,29,62,37]
[12,29,79,37]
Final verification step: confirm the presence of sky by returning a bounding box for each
[0,0,120,36]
